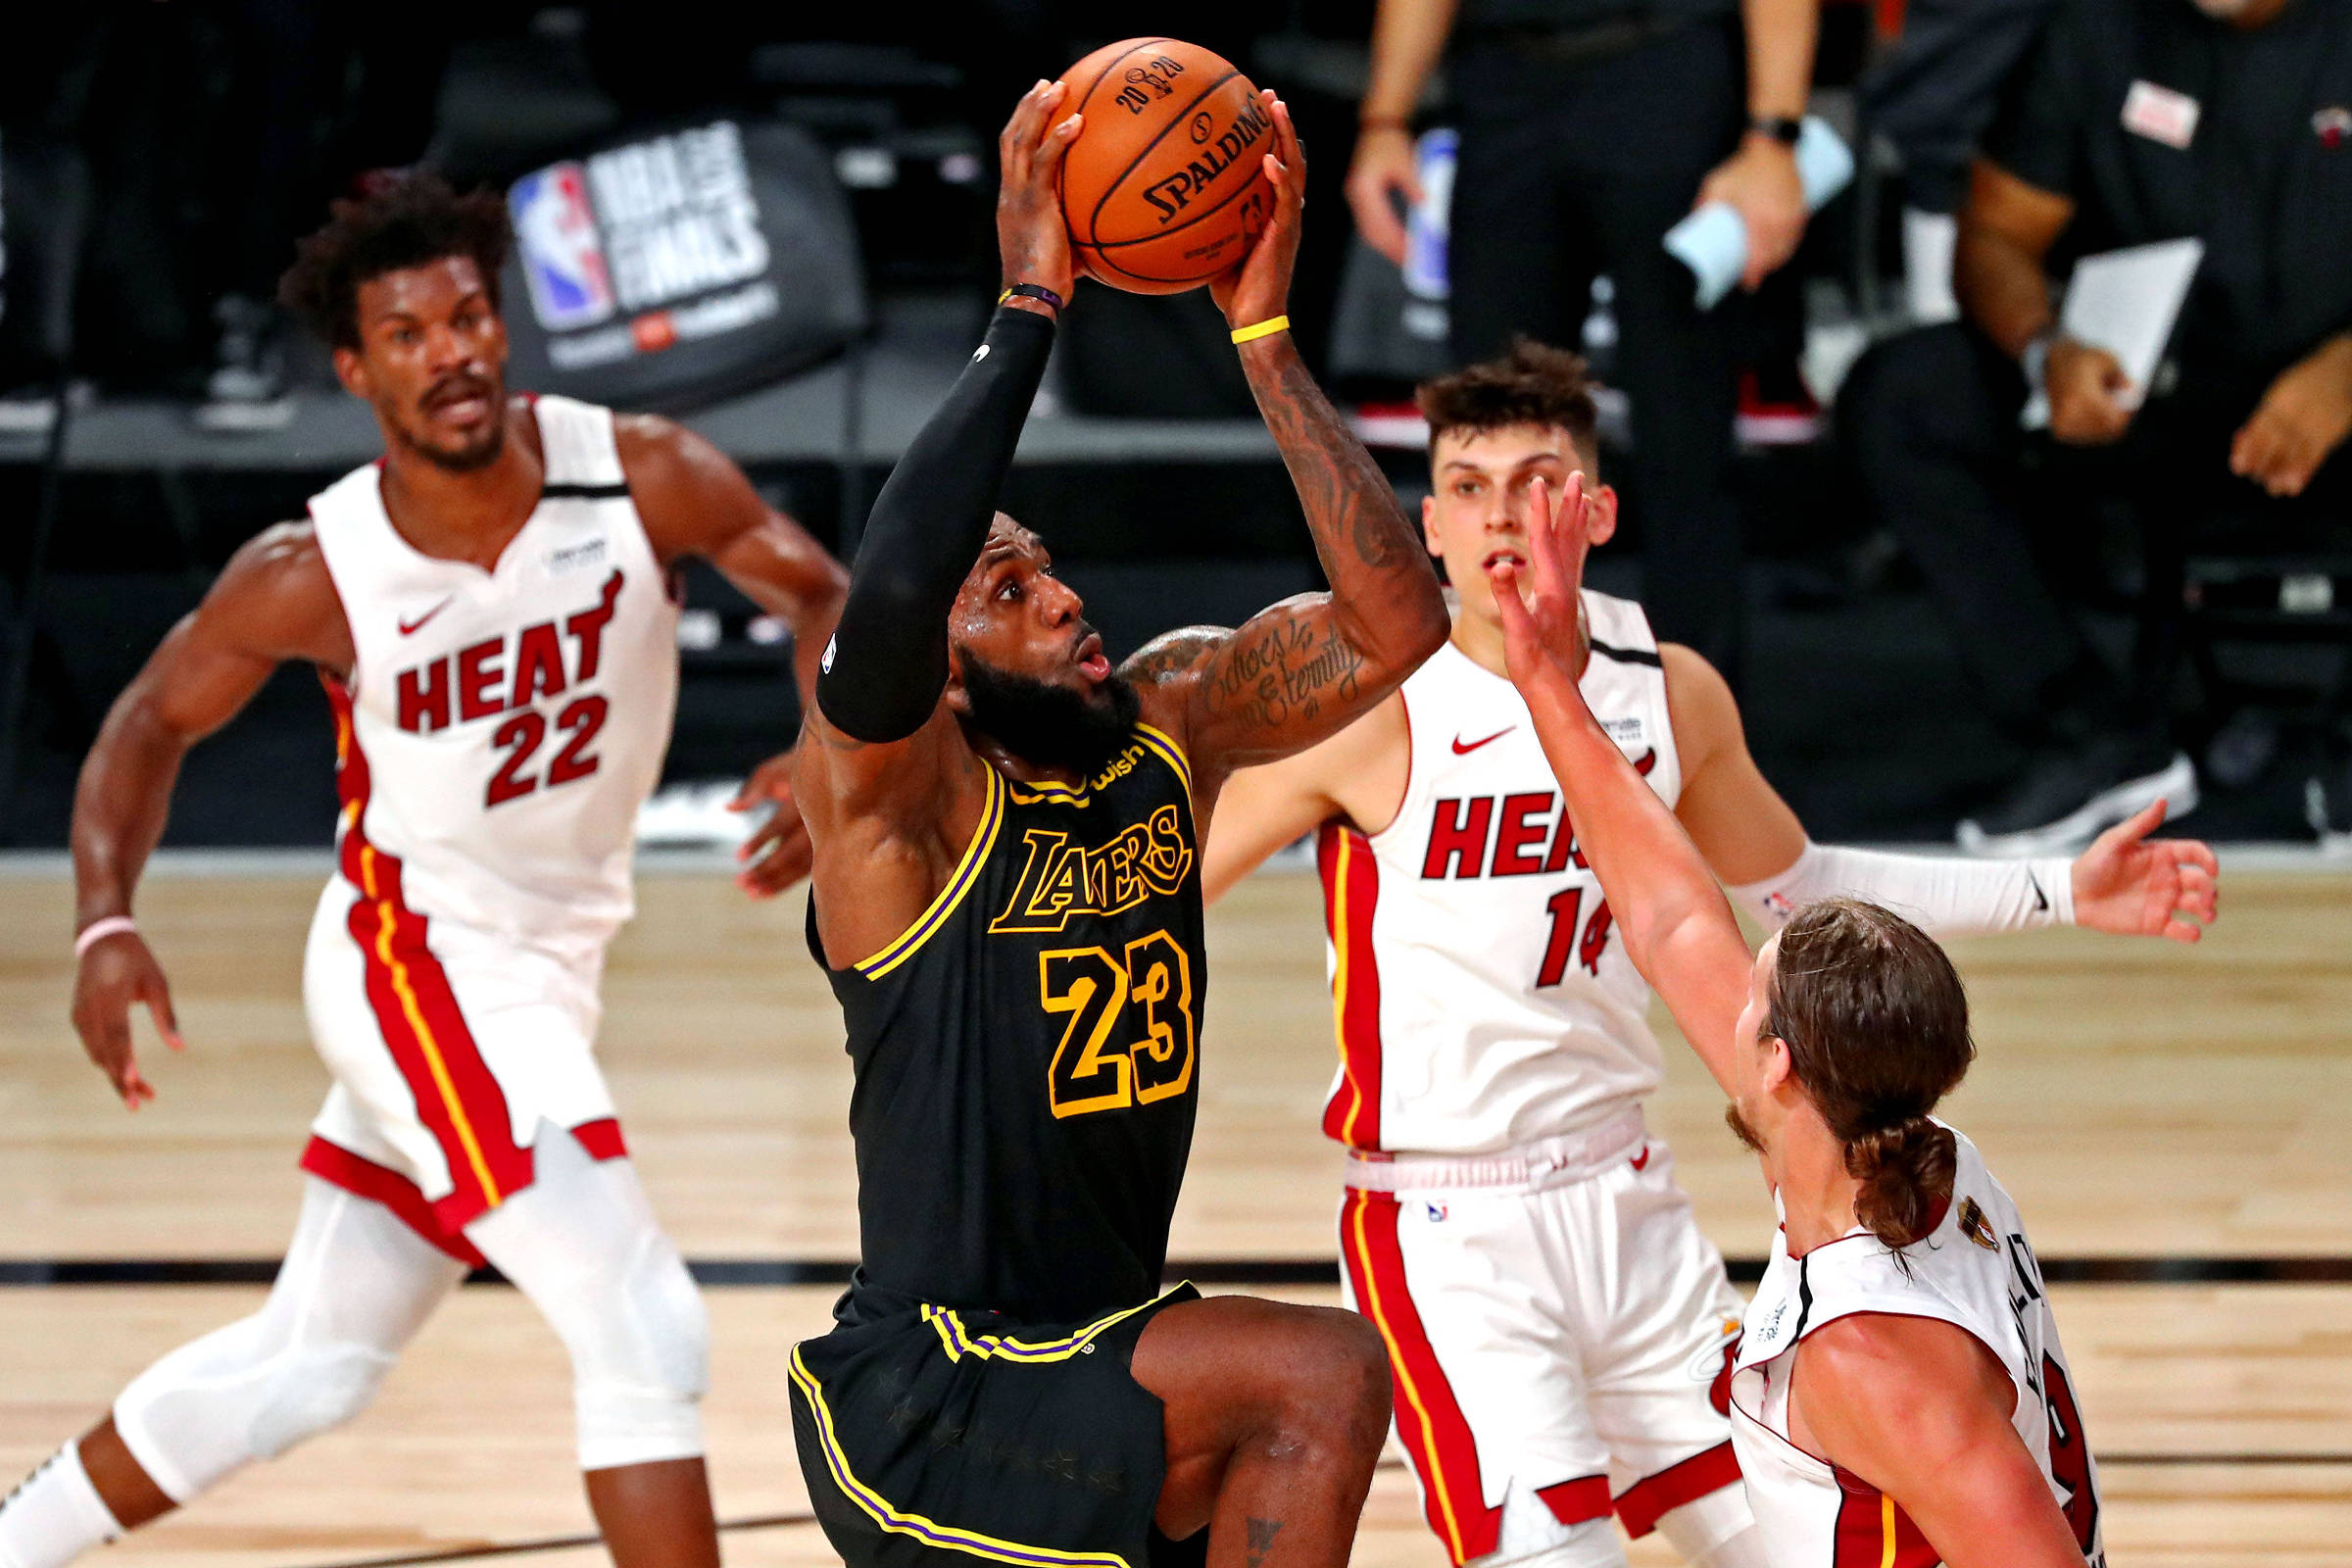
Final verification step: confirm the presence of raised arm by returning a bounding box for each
[1487,478,1750,1094]
[73,523,352,1105]
[1132,97,1447,797]
[789,82,1077,961]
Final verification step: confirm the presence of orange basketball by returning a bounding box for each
[1057,38,1275,295]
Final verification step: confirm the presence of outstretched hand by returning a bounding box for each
[730,751,813,900]
[1487,475,1592,688]
[1211,93,1306,330]
[997,78,1082,302]
[2071,798,2219,943]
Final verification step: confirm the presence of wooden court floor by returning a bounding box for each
[0,862,2347,1565]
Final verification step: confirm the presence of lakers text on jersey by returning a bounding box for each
[790,722,1209,1568]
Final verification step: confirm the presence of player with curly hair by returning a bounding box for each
[0,172,846,1568]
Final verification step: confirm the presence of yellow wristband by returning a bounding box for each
[1230,315,1291,345]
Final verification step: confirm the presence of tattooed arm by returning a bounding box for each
[1126,95,1447,801]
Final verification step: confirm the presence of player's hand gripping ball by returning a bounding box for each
[1057,38,1275,294]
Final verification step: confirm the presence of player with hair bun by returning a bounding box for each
[1202,337,2202,1568]
[1486,475,2105,1566]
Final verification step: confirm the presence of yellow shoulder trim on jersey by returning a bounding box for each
[919,1286,1185,1364]
[1134,723,1191,796]
[788,1347,1134,1568]
[1005,776,1093,808]
[854,768,1005,980]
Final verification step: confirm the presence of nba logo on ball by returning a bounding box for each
[510,164,616,331]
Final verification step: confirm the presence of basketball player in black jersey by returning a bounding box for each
[784,81,1449,1568]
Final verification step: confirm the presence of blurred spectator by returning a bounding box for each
[1843,0,2352,852]
[1345,0,1823,685]
[194,1,345,431]
[1861,0,2059,322]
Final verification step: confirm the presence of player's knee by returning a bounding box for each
[1270,1308,1392,1458]
[115,1334,394,1501]
[249,1343,396,1455]
[566,1235,710,1471]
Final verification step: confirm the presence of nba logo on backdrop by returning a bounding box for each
[511,164,615,331]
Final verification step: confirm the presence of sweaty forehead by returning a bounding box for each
[978,516,1045,564]
[959,516,1049,598]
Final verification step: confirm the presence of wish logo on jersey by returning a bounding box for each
[511,164,616,331]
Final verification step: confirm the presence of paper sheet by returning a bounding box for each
[2021,237,2203,428]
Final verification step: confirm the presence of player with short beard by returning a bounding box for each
[0,172,847,1568]
[782,81,1448,1568]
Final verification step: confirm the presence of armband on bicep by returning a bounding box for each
[1726,841,2076,936]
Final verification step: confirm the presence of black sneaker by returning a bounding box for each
[193,295,293,432]
[1957,734,2197,856]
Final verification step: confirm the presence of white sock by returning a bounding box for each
[0,1444,123,1568]
[1901,207,1960,325]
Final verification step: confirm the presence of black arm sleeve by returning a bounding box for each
[814,305,1055,743]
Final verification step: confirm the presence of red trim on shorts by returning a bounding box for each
[299,1136,490,1268]
[1831,1465,1938,1568]
[1318,823,1385,1151]
[1613,1441,1742,1538]
[299,1120,631,1268]
[321,675,531,1232]
[571,1117,627,1160]
[1340,1188,1500,1564]
[1536,1475,1612,1527]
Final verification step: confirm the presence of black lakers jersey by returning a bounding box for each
[811,722,1205,1322]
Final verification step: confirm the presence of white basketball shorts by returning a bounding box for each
[298,878,624,1264]
[1339,1112,1745,1564]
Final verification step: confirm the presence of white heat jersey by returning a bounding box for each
[1319,590,1681,1154]
[1730,1125,2105,1567]
[308,395,680,964]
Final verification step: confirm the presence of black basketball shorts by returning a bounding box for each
[790,1282,1204,1568]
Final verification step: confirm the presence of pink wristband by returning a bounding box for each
[74,916,137,958]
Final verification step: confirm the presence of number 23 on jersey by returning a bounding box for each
[1042,930,1197,1118]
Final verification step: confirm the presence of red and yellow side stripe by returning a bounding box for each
[1340,1187,1500,1564]
[1317,823,1384,1151]
[1833,1469,1938,1568]
[323,675,531,1234]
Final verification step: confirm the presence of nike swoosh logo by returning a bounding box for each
[2029,870,2049,913]
[399,598,455,636]
[1631,1147,1651,1172]
[1452,727,1514,755]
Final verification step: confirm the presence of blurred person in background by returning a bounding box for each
[1841,0,2352,853]
[1345,0,1822,688]
[196,2,459,430]
[1860,0,2060,323]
